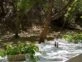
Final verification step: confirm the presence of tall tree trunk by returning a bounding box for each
[39,0,53,43]
[14,12,20,39]
[14,19,20,39]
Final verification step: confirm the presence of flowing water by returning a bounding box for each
[35,39,82,62]
[0,39,82,62]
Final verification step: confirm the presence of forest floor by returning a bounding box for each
[0,26,82,48]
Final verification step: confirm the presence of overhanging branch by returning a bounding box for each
[52,0,75,20]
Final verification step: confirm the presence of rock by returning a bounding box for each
[66,54,82,62]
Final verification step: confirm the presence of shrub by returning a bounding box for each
[0,43,39,62]
[0,49,5,57]
[63,33,82,43]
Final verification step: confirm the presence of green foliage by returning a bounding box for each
[6,44,19,55]
[63,34,73,41]
[80,16,82,19]
[0,49,5,57]
[73,34,82,41]
[77,0,82,12]
[1,43,39,62]
[17,0,33,11]
[17,0,44,12]
[64,0,78,21]
[63,33,82,43]
[5,43,39,55]
[25,43,39,62]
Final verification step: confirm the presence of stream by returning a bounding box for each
[36,39,82,62]
[0,39,82,62]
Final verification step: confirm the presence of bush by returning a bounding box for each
[63,33,82,43]
[0,43,39,62]
[0,49,5,57]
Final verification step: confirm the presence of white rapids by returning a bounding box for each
[35,39,82,62]
[0,39,82,62]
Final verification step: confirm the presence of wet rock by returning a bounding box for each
[66,54,82,62]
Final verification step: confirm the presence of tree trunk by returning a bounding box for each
[39,26,49,43]
[14,12,20,39]
[14,32,19,39]
[39,0,53,43]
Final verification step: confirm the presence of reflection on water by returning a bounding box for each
[0,39,82,62]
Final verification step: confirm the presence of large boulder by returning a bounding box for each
[66,54,82,62]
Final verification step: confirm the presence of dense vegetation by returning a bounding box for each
[0,0,82,61]
[0,0,82,42]
[0,43,39,62]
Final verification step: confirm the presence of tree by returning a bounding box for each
[0,0,44,38]
[39,0,76,43]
